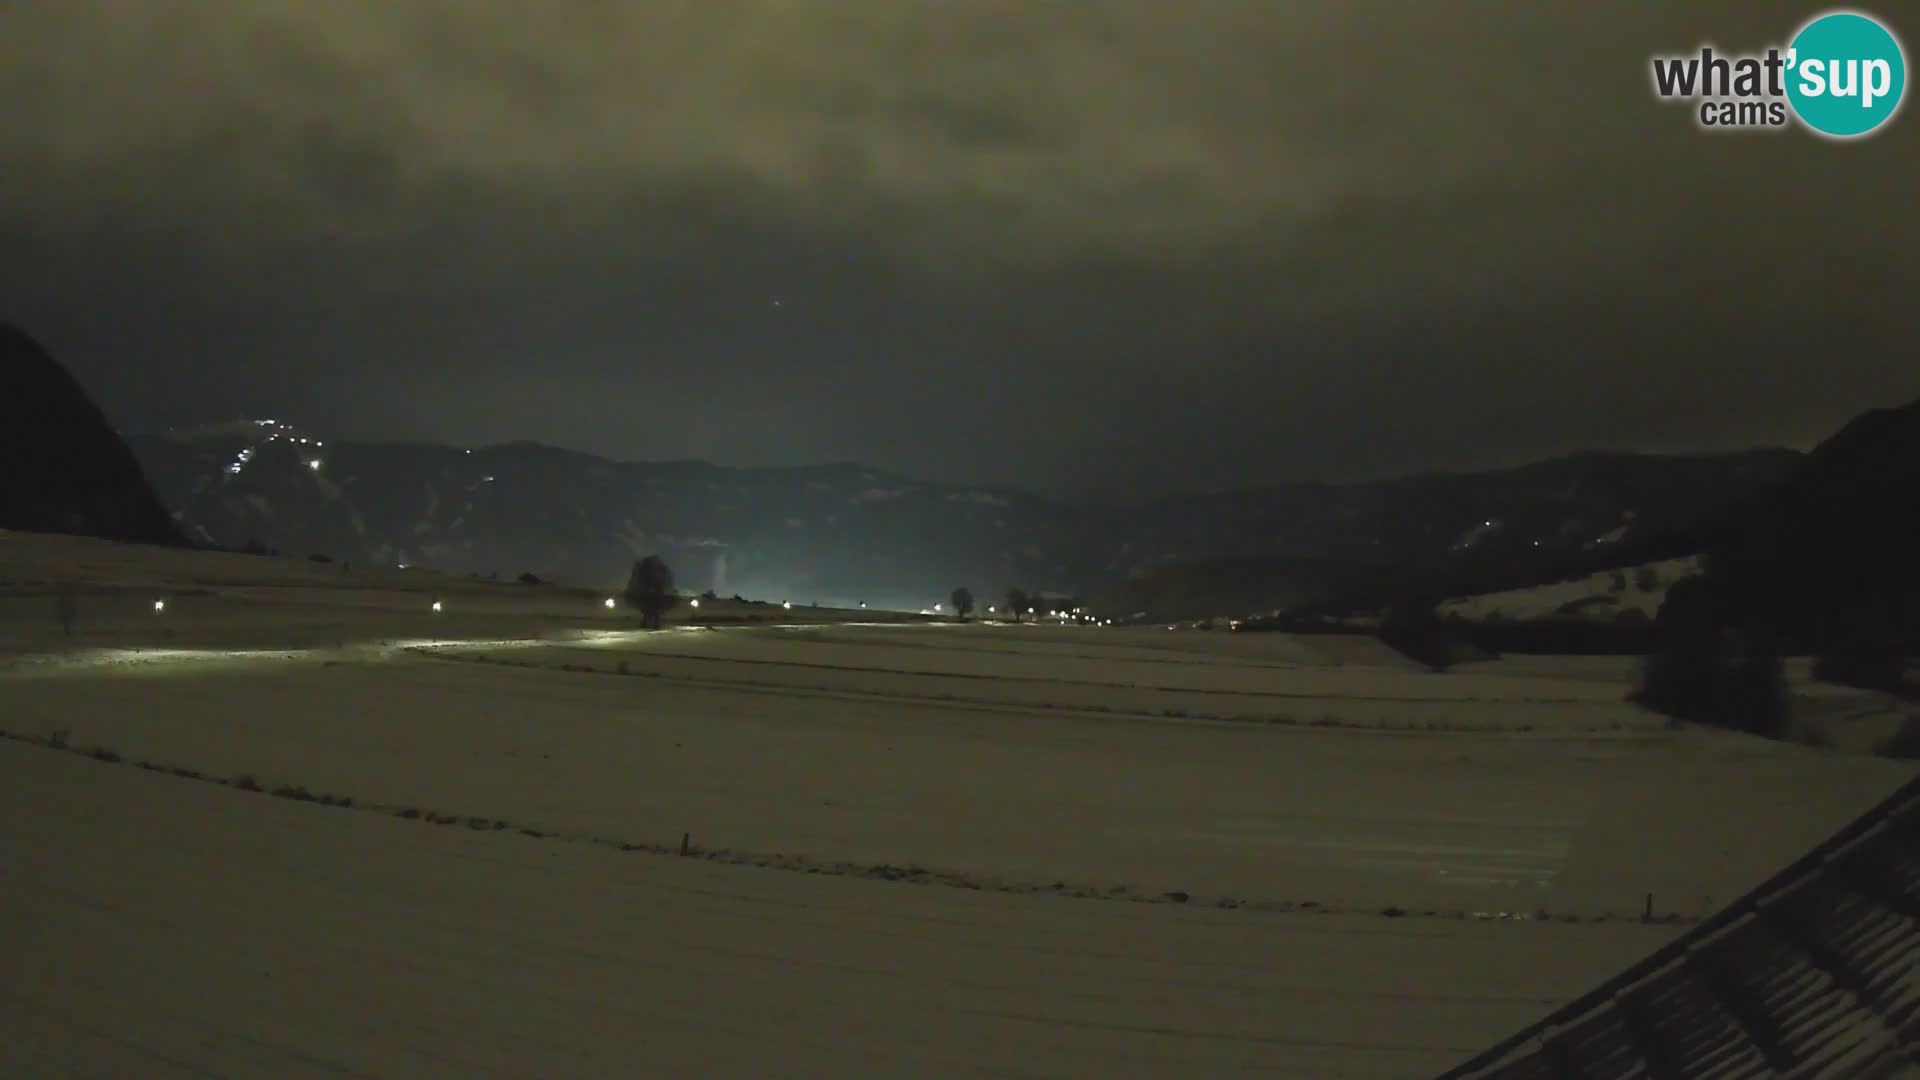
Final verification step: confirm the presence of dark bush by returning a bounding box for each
[1378,601,1477,672]
[1813,639,1906,692]
[1879,716,1920,759]
[517,571,544,585]
[1631,575,1789,738]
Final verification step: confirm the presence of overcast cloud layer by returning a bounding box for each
[3,2,1916,499]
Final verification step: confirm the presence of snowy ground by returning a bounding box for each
[3,531,1914,1076]
[1438,556,1701,623]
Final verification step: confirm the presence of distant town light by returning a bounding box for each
[308,459,322,471]
[604,597,616,609]
[860,602,868,609]
[153,599,166,613]
[431,600,443,612]
[933,603,943,612]
[690,598,700,608]
[1027,607,1035,614]
[397,563,409,570]
[783,601,793,610]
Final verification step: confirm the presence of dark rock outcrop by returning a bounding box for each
[0,323,182,545]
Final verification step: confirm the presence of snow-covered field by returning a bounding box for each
[1439,556,1702,623]
[2,532,1913,1076]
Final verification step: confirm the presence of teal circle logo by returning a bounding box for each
[1786,11,1907,138]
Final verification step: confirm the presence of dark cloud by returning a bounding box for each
[3,1,1916,499]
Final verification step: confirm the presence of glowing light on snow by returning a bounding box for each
[933,603,943,612]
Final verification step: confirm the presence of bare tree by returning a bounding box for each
[1004,588,1029,623]
[625,555,678,630]
[950,586,975,621]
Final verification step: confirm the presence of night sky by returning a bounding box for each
[4,2,1916,501]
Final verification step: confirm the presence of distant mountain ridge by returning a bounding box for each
[124,418,1805,609]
